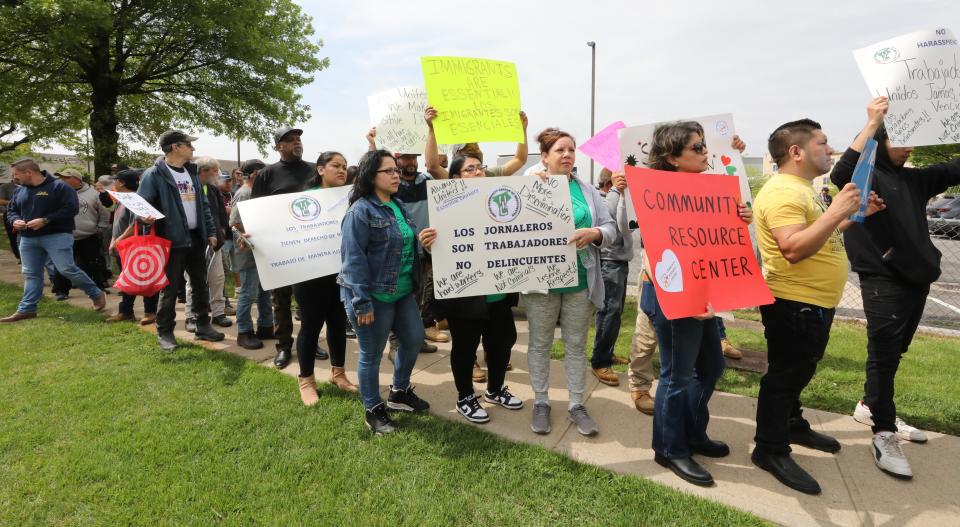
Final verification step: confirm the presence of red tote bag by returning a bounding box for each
[114,227,172,297]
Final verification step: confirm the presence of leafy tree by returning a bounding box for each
[0,0,327,174]
[909,144,960,168]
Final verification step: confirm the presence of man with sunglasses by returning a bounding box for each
[251,126,316,369]
[136,129,223,351]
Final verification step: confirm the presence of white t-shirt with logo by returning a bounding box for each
[168,164,198,230]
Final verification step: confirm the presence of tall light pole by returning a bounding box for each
[587,41,596,184]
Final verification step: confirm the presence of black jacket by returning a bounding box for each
[205,183,230,251]
[434,293,519,321]
[830,136,960,285]
[5,171,78,237]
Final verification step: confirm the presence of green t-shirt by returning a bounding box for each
[551,179,591,294]
[371,200,416,303]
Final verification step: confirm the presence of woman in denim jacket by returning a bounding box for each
[338,150,431,435]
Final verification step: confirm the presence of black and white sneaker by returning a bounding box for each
[365,403,398,435]
[456,394,490,423]
[484,386,524,410]
[387,385,431,413]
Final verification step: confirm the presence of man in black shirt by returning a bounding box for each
[831,97,960,480]
[251,126,315,368]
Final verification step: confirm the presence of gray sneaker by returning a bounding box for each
[568,405,598,436]
[531,402,552,435]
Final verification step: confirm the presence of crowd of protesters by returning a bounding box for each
[2,94,956,496]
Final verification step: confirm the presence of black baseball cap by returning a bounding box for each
[159,129,198,149]
[115,169,143,191]
[241,159,266,175]
[273,126,303,145]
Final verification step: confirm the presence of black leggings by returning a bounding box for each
[448,298,516,399]
[293,274,347,375]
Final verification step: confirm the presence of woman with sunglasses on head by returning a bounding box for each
[294,151,358,406]
[640,121,751,487]
[525,128,617,437]
[339,150,431,435]
[417,155,523,424]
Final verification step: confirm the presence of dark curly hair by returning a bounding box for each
[349,149,396,205]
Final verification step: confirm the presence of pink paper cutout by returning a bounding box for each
[578,121,627,172]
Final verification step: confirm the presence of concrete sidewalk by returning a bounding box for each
[2,252,958,526]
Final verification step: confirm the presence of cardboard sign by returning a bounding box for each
[625,166,772,319]
[421,56,523,144]
[108,190,165,219]
[236,186,352,290]
[426,175,577,298]
[854,28,960,146]
[850,138,878,223]
[579,121,626,172]
[367,86,429,155]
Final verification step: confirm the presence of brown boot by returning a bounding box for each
[721,339,743,359]
[298,375,320,406]
[330,366,359,393]
[472,362,487,383]
[105,312,135,323]
[91,292,107,312]
[631,389,655,415]
[139,313,156,326]
[592,367,620,386]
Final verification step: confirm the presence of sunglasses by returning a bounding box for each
[688,141,707,154]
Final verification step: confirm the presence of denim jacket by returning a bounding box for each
[338,196,422,315]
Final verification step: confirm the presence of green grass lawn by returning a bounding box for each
[555,299,960,436]
[0,283,766,527]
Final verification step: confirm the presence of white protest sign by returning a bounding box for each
[427,175,578,299]
[854,28,960,146]
[108,190,165,219]
[617,114,754,229]
[236,186,352,290]
[367,86,429,155]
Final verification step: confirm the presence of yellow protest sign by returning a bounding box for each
[421,56,524,144]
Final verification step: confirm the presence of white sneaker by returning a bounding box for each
[456,394,490,424]
[872,432,913,479]
[853,401,928,443]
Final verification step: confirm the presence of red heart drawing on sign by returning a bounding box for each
[721,155,732,166]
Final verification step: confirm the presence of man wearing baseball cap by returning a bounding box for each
[135,129,223,350]
[106,169,160,324]
[49,168,111,299]
[250,126,315,368]
[230,159,274,350]
[2,158,106,322]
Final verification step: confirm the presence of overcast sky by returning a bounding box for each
[107,0,955,174]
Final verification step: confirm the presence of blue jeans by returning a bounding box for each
[343,292,424,410]
[236,267,273,334]
[18,233,101,314]
[592,259,629,368]
[640,282,725,459]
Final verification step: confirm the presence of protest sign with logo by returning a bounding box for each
[579,121,626,172]
[427,175,577,298]
[367,86,429,154]
[854,28,960,147]
[421,56,523,144]
[108,190,165,219]
[236,186,352,290]
[625,166,772,319]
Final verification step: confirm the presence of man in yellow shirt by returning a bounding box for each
[751,119,878,495]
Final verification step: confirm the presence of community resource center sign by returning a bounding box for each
[626,167,772,319]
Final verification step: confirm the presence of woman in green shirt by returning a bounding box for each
[525,128,617,437]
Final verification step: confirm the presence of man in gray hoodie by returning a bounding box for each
[51,168,111,298]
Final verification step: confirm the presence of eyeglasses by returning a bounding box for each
[688,141,707,154]
[376,167,402,175]
[461,164,488,174]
